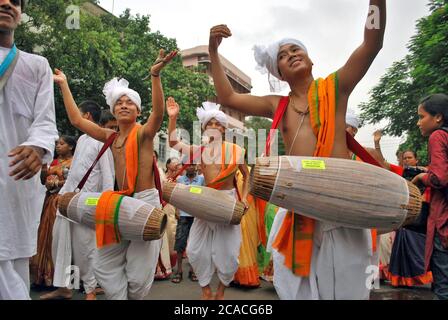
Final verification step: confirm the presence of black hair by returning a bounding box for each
[420,94,448,127]
[59,135,77,156]
[402,150,417,159]
[165,157,179,173]
[99,110,116,126]
[153,150,159,161]
[79,100,102,124]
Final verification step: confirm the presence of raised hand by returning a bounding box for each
[150,49,178,77]
[209,24,232,53]
[166,97,180,118]
[53,68,67,86]
[373,129,383,144]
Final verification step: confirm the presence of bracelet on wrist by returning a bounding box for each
[151,73,160,77]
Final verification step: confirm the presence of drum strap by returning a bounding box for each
[172,146,205,181]
[153,157,166,207]
[267,96,383,168]
[171,145,243,201]
[345,132,382,168]
[75,132,118,192]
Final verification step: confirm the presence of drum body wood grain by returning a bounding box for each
[251,156,422,230]
[162,182,246,225]
[58,192,167,241]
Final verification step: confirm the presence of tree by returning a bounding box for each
[359,0,447,163]
[245,116,286,157]
[16,0,214,137]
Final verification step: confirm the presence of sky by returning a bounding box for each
[99,0,430,163]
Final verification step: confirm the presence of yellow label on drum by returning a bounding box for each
[189,187,203,194]
[301,160,326,170]
[85,198,99,206]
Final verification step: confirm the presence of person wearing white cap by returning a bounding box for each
[346,108,360,138]
[208,0,387,300]
[167,98,250,300]
[53,48,177,300]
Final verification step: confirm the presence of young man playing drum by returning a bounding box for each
[41,101,115,301]
[208,0,386,300]
[53,48,176,300]
[0,0,59,300]
[167,98,250,300]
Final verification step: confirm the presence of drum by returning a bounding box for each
[250,156,422,230]
[58,192,167,241]
[162,182,246,225]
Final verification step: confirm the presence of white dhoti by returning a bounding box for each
[94,189,162,300]
[52,213,98,294]
[0,258,30,300]
[268,208,373,300]
[186,189,242,287]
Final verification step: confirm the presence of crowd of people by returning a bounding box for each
[1,0,447,301]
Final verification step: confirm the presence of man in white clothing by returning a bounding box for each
[40,101,115,300]
[0,0,59,300]
[167,99,249,300]
[54,48,176,300]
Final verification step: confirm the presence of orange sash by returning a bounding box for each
[207,142,245,190]
[95,124,141,248]
[272,72,338,277]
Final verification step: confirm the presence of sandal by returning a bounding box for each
[189,271,198,282]
[171,273,183,284]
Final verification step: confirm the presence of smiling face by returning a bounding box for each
[0,0,21,33]
[417,104,443,137]
[205,118,226,135]
[113,95,140,123]
[277,43,313,81]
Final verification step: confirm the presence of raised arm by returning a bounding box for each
[142,49,177,140]
[167,97,194,157]
[54,69,113,143]
[338,0,386,96]
[209,25,277,118]
[371,129,390,169]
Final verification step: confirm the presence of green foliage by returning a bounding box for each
[245,116,286,156]
[16,0,214,136]
[360,1,447,164]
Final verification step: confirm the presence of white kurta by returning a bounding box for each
[186,189,242,287]
[0,48,58,299]
[94,189,162,300]
[52,134,115,293]
[268,208,373,300]
[0,47,58,299]
[0,47,58,260]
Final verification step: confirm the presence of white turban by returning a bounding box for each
[253,38,308,84]
[103,77,142,114]
[196,102,228,130]
[346,109,360,129]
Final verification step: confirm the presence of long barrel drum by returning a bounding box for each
[250,156,422,230]
[162,182,246,225]
[58,192,167,241]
